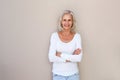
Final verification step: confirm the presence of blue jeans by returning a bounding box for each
[53,73,80,80]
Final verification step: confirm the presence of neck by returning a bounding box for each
[61,30,71,36]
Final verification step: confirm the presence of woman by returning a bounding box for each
[48,10,83,80]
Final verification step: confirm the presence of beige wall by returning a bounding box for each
[0,0,120,80]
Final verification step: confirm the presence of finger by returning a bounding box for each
[77,48,80,50]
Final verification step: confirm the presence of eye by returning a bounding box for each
[63,19,66,21]
[68,19,72,21]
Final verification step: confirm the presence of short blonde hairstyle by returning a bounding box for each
[58,10,76,32]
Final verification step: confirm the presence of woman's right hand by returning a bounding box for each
[56,51,61,57]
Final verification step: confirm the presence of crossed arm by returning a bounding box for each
[49,47,83,62]
[56,48,82,62]
[48,33,83,63]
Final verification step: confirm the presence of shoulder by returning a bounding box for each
[75,32,81,38]
[74,32,82,42]
[51,32,57,37]
[50,32,58,40]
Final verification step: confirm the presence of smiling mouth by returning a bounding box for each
[64,25,70,27]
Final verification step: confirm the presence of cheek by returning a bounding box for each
[61,21,64,24]
[69,21,73,26]
[70,21,73,25]
[61,21,67,26]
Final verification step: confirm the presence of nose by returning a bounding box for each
[65,20,69,24]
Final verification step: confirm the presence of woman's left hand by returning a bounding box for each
[73,48,81,55]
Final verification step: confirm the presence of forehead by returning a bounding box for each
[62,13,73,19]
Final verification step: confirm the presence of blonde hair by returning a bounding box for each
[58,10,76,32]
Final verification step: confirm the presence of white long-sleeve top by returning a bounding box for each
[48,32,83,76]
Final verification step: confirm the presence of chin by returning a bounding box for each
[63,26,71,29]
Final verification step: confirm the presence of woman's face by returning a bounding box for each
[61,14,73,31]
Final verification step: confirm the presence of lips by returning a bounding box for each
[64,24,70,27]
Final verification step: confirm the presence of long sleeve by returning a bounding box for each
[48,33,65,62]
[61,53,83,62]
[61,34,83,62]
